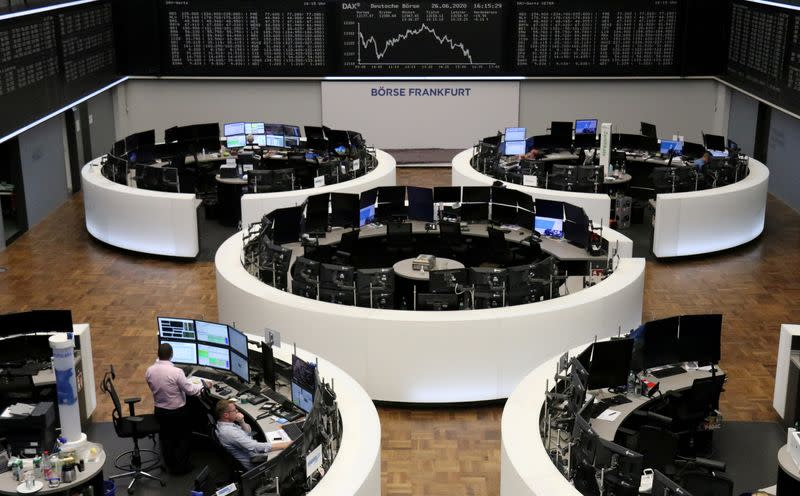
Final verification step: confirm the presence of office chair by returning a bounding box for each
[134,163,145,187]
[487,227,523,266]
[385,222,414,259]
[247,170,273,194]
[636,426,680,475]
[162,167,180,193]
[660,375,725,456]
[333,229,360,265]
[680,471,733,496]
[438,221,470,264]
[206,412,247,481]
[101,366,165,494]
[272,168,295,192]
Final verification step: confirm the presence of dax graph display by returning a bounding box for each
[339,2,504,74]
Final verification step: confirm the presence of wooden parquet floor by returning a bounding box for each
[0,166,797,496]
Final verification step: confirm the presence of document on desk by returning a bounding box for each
[267,429,288,442]
[596,409,622,422]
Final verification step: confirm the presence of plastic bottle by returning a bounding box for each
[627,371,637,395]
[33,457,42,479]
[41,451,51,479]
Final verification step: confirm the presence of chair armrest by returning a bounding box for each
[632,410,673,425]
[251,454,269,464]
[694,457,726,472]
[124,397,141,416]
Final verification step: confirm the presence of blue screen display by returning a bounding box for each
[504,127,526,142]
[224,122,245,136]
[575,119,598,135]
[503,140,526,155]
[660,140,684,155]
[359,205,376,226]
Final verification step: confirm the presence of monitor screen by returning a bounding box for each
[227,135,246,148]
[292,355,316,388]
[224,122,245,137]
[284,125,301,137]
[660,140,684,155]
[265,123,285,136]
[550,121,573,137]
[159,339,197,365]
[462,186,490,203]
[285,136,300,148]
[575,119,598,135]
[678,314,722,365]
[641,122,657,138]
[331,193,359,228]
[158,317,196,340]
[504,127,526,142]
[266,135,285,147]
[535,199,564,220]
[195,320,229,346]
[491,204,517,225]
[433,186,460,203]
[651,469,691,496]
[305,194,330,233]
[564,203,586,224]
[230,351,249,382]
[244,122,265,135]
[460,202,489,222]
[564,219,589,248]
[253,135,267,147]
[704,133,726,151]
[587,338,634,390]
[525,135,537,153]
[359,205,376,226]
[534,217,563,236]
[407,186,434,222]
[491,187,517,207]
[291,381,314,413]
[228,326,249,357]
[197,343,231,371]
[503,140,526,155]
[641,316,681,370]
[360,188,378,208]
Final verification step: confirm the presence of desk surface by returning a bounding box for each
[779,445,800,482]
[0,449,105,495]
[393,257,464,281]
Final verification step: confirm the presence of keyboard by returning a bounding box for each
[651,366,686,379]
[192,370,228,382]
[282,421,305,440]
[262,387,290,405]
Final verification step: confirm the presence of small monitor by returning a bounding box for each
[564,203,586,224]
[228,326,249,357]
[284,125,301,137]
[660,140,684,155]
[575,119,598,135]
[195,320,229,346]
[292,355,316,388]
[252,135,267,147]
[586,338,634,390]
[244,122,265,135]
[433,186,461,203]
[525,135,537,152]
[305,194,330,234]
[492,187,518,207]
[503,140,526,156]
[197,343,230,370]
[359,205,376,226]
[266,135,285,148]
[157,317,196,340]
[265,123,285,136]
[641,122,657,138]
[492,204,517,225]
[703,133,726,151]
[550,121,573,137]
[330,193,359,228]
[360,188,378,208]
[291,381,314,413]
[159,339,197,365]
[224,122,245,137]
[230,352,249,382]
[226,135,246,148]
[504,127,526,142]
[285,136,300,148]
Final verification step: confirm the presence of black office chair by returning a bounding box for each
[487,227,523,266]
[680,471,734,496]
[386,222,414,259]
[438,221,470,264]
[636,426,680,475]
[659,375,725,456]
[134,163,146,187]
[101,366,165,494]
[247,170,273,194]
[272,168,295,191]
[162,167,180,193]
[332,229,360,265]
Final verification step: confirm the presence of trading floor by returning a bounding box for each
[0,167,798,495]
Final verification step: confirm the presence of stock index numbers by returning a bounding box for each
[339,2,505,74]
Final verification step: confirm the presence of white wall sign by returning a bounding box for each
[314,175,325,188]
[599,122,613,171]
[523,175,538,187]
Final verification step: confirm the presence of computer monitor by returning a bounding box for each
[481,134,502,147]
[416,293,459,311]
[678,314,722,365]
[575,119,598,135]
[640,316,681,370]
[230,351,249,383]
[595,439,643,494]
[491,204,517,225]
[224,122,245,136]
[291,382,314,413]
[564,218,589,249]
[407,186,434,222]
[304,126,324,139]
[503,140,526,156]
[550,121,573,138]
[525,135,537,152]
[262,242,292,273]
[330,193,359,228]
[359,205,376,226]
[252,135,267,147]
[586,338,634,390]
[197,343,230,370]
[504,127,526,142]
[462,186,490,203]
[240,457,281,496]
[507,263,541,291]
[283,125,301,137]
[226,135,246,148]
[703,133,726,151]
[574,132,597,149]
[660,140,684,155]
[429,269,468,293]
[157,317,196,340]
[158,339,197,365]
[377,186,405,209]
[470,267,507,289]
[305,193,329,234]
[459,202,488,222]
[113,139,125,155]
[433,186,460,203]
[265,123,284,136]
[271,206,304,244]
[228,326,249,357]
[491,187,517,207]
[360,188,378,208]
[195,320,229,346]
[563,203,586,224]
[355,268,394,292]
[641,122,657,138]
[284,136,300,148]
[651,469,693,496]
[265,135,285,148]
[319,263,355,288]
[244,122,265,135]
[292,355,316,388]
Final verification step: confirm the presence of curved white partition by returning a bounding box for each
[501,344,587,496]
[451,149,613,227]
[652,158,769,258]
[262,340,380,496]
[216,231,645,403]
[82,159,201,257]
[240,150,397,228]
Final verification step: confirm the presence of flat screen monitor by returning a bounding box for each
[534,217,562,235]
[305,194,330,234]
[284,136,300,148]
[491,186,517,207]
[525,135,537,152]
[416,293,459,311]
[470,267,507,288]
[226,135,246,148]
[433,186,460,203]
[271,206,304,244]
[230,351,249,382]
[319,263,355,288]
[709,149,728,158]
[575,119,598,135]
[641,316,681,370]
[265,135,285,148]
[113,139,125,155]
[574,132,597,149]
[564,203,586,224]
[641,122,657,138]
[284,125,301,137]
[613,133,644,151]
[652,469,693,495]
[660,140,684,155]
[535,199,564,220]
[377,186,405,207]
[224,122,245,136]
[291,381,314,413]
[330,193,359,228]
[197,343,230,370]
[462,186,490,203]
[481,134,502,146]
[252,135,267,147]
[703,133,726,151]
[304,126,324,139]
[504,127,526,142]
[460,202,488,222]
[228,326,249,358]
[355,268,394,292]
[359,205,376,226]
[158,339,197,365]
[157,317,196,340]
[678,314,722,365]
[407,186,434,222]
[564,219,589,249]
[587,338,634,390]
[503,140,526,156]
[491,204,517,225]
[292,355,316,388]
[244,122,265,135]
[265,123,285,136]
[515,209,535,230]
[429,268,468,293]
[550,121,573,137]
[360,188,378,208]
[195,320,229,346]
[681,141,706,159]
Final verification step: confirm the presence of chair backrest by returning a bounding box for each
[487,227,508,251]
[387,222,412,242]
[339,229,360,252]
[100,373,125,436]
[439,221,462,243]
[681,471,733,496]
[688,375,725,414]
[272,168,294,191]
[248,170,273,193]
[637,426,679,473]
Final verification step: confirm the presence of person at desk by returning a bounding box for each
[693,151,712,172]
[145,343,211,474]
[522,148,543,160]
[214,399,293,470]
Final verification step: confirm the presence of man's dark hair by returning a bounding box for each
[158,343,173,361]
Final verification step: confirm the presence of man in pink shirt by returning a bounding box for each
[145,343,210,474]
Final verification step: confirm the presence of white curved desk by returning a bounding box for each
[240,150,397,228]
[652,158,769,258]
[451,149,613,227]
[216,230,645,404]
[257,340,381,496]
[82,159,202,257]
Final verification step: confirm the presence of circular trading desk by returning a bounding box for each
[81,150,396,258]
[452,149,770,258]
[216,227,645,404]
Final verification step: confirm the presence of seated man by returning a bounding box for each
[215,399,292,470]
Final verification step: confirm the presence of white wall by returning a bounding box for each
[518,79,725,143]
[112,79,323,139]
